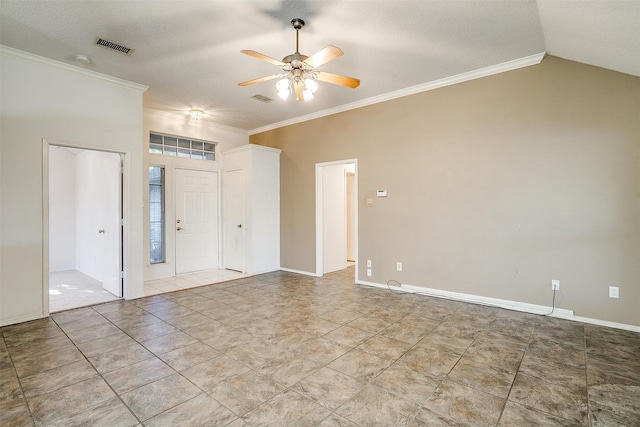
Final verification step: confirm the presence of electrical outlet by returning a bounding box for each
[609,286,619,298]
[366,268,372,277]
[396,262,402,271]
[551,280,560,291]
[367,260,372,268]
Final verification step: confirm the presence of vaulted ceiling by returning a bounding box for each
[1,1,638,132]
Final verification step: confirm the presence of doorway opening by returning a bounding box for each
[315,159,358,280]
[47,144,124,312]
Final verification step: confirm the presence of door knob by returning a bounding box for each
[177,227,183,231]
[177,219,181,224]
[237,224,242,228]
[98,229,105,234]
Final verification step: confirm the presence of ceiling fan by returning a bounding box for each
[238,18,360,102]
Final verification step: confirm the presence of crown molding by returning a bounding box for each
[0,45,148,92]
[249,52,546,135]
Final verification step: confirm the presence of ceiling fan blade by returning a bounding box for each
[237,75,280,86]
[294,80,304,101]
[303,45,344,68]
[315,71,360,89]
[241,50,285,66]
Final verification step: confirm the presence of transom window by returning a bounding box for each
[149,132,216,161]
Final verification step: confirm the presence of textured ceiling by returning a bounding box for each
[1,1,638,131]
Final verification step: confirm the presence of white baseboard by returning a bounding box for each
[399,283,574,317]
[355,279,640,333]
[279,267,318,277]
[0,312,46,328]
[570,316,640,333]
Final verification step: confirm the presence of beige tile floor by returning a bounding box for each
[144,269,249,296]
[2,267,639,426]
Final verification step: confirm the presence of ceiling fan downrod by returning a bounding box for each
[291,18,304,54]
[282,18,309,65]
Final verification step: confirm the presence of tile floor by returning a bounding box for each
[49,268,246,313]
[2,267,639,426]
[144,269,249,297]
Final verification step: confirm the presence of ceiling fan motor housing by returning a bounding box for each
[282,52,309,65]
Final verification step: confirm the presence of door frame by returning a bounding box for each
[42,139,126,314]
[174,168,221,274]
[315,159,358,280]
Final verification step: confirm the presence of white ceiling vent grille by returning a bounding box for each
[95,37,134,56]
[251,94,274,103]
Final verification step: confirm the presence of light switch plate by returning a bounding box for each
[609,286,619,298]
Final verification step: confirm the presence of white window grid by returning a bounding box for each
[149,132,216,161]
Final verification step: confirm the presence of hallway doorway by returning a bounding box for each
[47,145,123,312]
[315,159,358,280]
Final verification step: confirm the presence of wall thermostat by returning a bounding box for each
[377,189,387,197]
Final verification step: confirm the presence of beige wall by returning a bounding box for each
[251,56,640,327]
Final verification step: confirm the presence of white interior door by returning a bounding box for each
[100,153,122,296]
[223,169,245,272]
[175,169,219,274]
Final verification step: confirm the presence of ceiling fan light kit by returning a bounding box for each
[239,18,360,102]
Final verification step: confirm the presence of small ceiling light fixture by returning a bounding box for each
[73,53,91,64]
[190,109,204,120]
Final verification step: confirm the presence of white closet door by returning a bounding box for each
[223,169,245,272]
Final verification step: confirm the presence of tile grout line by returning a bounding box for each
[495,324,533,426]
[56,301,240,425]
[584,325,592,427]
[50,307,145,426]
[1,328,37,426]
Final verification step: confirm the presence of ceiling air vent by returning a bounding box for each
[95,37,134,56]
[251,94,274,103]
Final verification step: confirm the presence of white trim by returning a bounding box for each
[0,314,45,328]
[250,53,546,135]
[279,267,318,277]
[1,45,148,92]
[399,283,574,317]
[42,141,50,317]
[355,279,640,333]
[571,316,640,333]
[315,166,324,277]
[315,159,359,280]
